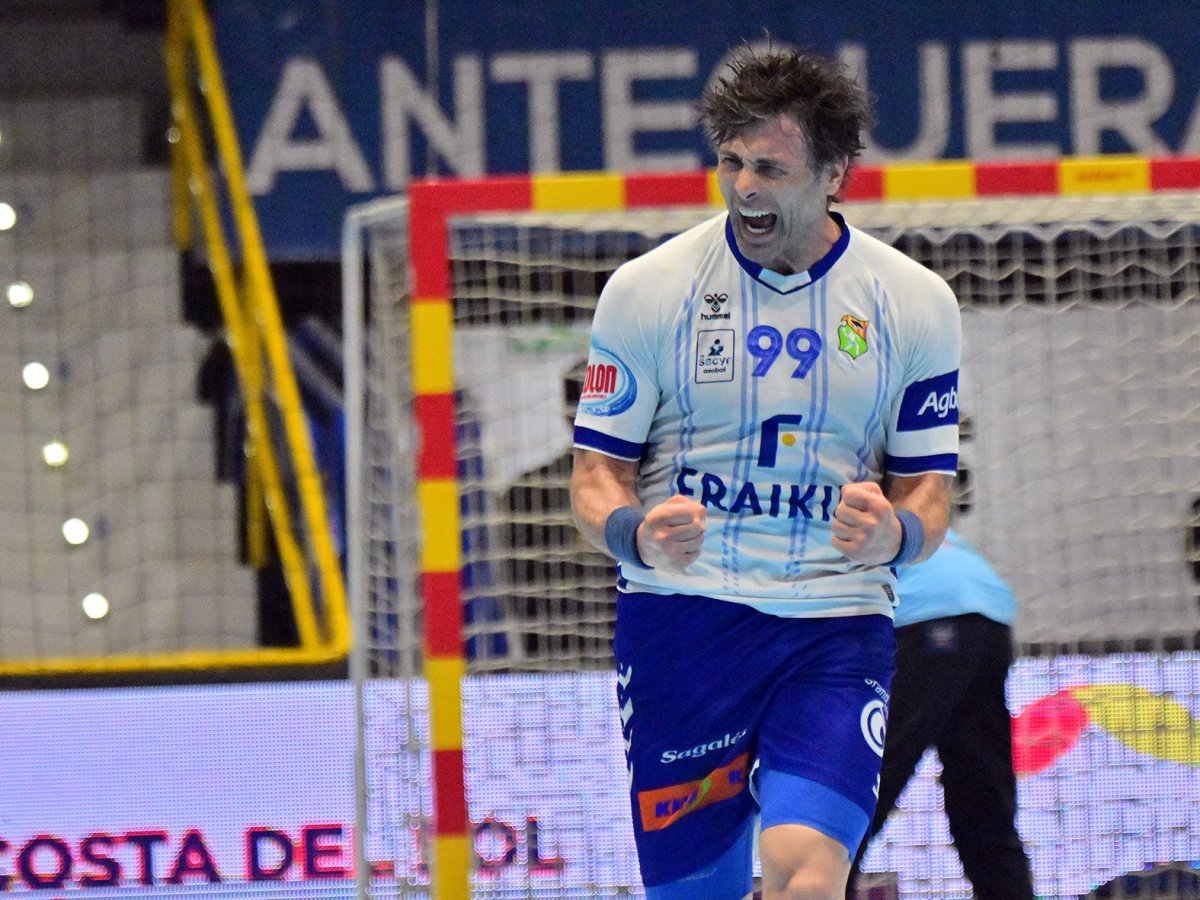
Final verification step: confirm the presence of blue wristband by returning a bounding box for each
[886,509,925,567]
[604,506,651,569]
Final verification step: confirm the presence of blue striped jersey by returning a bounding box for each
[574,211,961,617]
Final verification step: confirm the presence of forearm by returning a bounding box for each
[883,472,953,563]
[569,449,641,557]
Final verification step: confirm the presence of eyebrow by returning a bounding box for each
[720,149,788,169]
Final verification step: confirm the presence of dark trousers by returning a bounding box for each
[848,614,1034,900]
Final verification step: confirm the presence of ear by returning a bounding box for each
[825,156,850,196]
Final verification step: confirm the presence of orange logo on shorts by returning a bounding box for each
[637,753,750,831]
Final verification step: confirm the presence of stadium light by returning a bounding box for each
[0,202,15,231]
[22,362,50,390]
[41,440,69,467]
[62,518,89,546]
[6,281,33,308]
[81,592,110,620]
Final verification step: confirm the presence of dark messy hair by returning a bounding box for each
[699,45,872,176]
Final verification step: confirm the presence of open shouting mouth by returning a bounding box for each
[739,207,778,236]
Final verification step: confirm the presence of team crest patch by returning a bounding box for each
[695,329,735,383]
[837,315,869,359]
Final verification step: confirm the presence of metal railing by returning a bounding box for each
[155,0,350,673]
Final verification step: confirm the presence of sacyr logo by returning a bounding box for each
[579,344,637,417]
[837,315,869,359]
[861,699,887,757]
[756,414,804,468]
[695,329,735,384]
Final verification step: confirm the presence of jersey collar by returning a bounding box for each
[723,211,850,294]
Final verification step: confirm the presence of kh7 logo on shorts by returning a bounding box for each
[896,370,960,431]
[637,753,750,831]
[579,344,638,416]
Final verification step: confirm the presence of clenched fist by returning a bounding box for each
[831,481,902,565]
[639,495,706,572]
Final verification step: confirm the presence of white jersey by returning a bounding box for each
[574,211,961,618]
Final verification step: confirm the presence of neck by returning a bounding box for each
[777,212,841,276]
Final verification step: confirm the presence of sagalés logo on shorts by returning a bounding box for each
[637,753,750,831]
[580,343,637,416]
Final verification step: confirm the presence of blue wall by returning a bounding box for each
[211,0,1200,258]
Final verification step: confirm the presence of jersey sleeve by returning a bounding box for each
[884,275,962,476]
[572,259,664,461]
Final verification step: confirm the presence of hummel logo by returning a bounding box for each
[617,664,633,688]
[701,292,731,321]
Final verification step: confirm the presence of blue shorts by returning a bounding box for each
[613,592,895,890]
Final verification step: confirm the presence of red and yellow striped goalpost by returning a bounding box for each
[402,153,1200,899]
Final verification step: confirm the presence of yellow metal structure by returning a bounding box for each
[0,0,352,677]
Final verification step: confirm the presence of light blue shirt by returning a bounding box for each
[893,528,1017,627]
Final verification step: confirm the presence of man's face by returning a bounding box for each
[716,115,847,275]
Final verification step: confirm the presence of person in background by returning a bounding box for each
[847,528,1035,900]
[570,44,962,900]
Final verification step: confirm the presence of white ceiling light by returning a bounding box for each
[81,592,110,620]
[41,440,69,467]
[22,361,50,390]
[62,518,89,545]
[6,281,32,308]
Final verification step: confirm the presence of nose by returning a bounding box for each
[734,167,758,200]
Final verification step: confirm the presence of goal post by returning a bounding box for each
[344,158,1200,899]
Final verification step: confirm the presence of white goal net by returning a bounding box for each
[344,186,1200,899]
